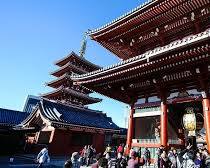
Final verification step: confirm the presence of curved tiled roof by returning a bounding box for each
[72,29,210,81]
[23,95,41,113]
[0,108,29,126]
[40,99,119,130]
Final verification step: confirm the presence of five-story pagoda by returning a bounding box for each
[42,50,102,106]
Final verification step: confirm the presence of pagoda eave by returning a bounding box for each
[54,51,101,70]
[46,74,71,89]
[50,62,88,78]
[42,87,102,105]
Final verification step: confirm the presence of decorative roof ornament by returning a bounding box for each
[79,32,88,57]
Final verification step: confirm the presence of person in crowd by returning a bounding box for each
[81,145,87,166]
[137,147,141,158]
[105,152,113,168]
[113,145,118,158]
[182,150,195,168]
[91,153,102,168]
[177,144,195,168]
[128,151,145,168]
[117,144,124,155]
[91,145,97,159]
[64,157,72,168]
[194,152,202,168]
[98,155,108,168]
[115,152,127,168]
[160,151,171,168]
[71,152,81,168]
[86,145,94,166]
[168,148,178,168]
[104,144,112,156]
[36,146,50,168]
[202,148,210,168]
[156,145,165,168]
[129,147,135,158]
[143,147,151,167]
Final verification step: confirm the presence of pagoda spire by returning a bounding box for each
[79,32,87,57]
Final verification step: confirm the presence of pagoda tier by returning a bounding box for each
[73,29,210,104]
[54,51,101,71]
[51,62,88,77]
[46,74,71,89]
[42,87,102,106]
[89,0,210,59]
[46,74,92,94]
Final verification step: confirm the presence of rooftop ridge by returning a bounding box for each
[0,107,23,113]
[41,98,104,114]
[88,0,156,35]
[54,51,101,69]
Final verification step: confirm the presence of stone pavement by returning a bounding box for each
[0,155,65,168]
[0,155,155,168]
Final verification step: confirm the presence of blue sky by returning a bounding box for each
[0,0,145,128]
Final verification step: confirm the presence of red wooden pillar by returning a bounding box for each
[160,100,168,147]
[125,105,134,155]
[202,98,210,152]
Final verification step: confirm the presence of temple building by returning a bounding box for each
[21,51,121,155]
[72,0,210,158]
[0,108,29,154]
[22,96,119,155]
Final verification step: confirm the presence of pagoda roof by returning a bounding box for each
[51,62,88,77]
[0,108,29,127]
[88,0,210,59]
[22,98,119,133]
[54,51,101,70]
[42,86,102,105]
[73,29,210,103]
[46,74,71,88]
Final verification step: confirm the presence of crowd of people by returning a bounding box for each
[36,143,210,168]
[64,143,147,168]
[155,144,210,168]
